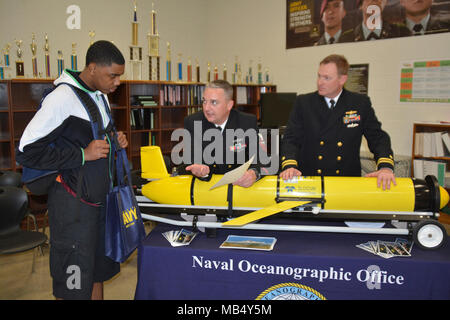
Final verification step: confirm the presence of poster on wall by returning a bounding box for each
[286,0,450,49]
[400,59,450,103]
[345,63,369,95]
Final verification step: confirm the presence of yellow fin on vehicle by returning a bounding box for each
[222,201,311,227]
[141,146,170,180]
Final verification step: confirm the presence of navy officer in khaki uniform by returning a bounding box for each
[280,54,396,190]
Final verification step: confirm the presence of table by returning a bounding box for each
[134,221,450,300]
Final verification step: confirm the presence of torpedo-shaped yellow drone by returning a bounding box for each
[137,146,449,250]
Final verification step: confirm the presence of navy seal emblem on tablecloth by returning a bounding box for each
[256,283,326,300]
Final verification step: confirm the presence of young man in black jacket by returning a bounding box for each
[17,41,128,300]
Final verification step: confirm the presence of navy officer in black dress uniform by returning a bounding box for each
[280,54,396,190]
[181,80,261,188]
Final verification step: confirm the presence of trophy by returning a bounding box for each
[71,43,78,70]
[57,50,64,76]
[166,42,171,81]
[30,34,38,78]
[195,59,200,83]
[257,58,263,85]
[44,34,51,78]
[237,61,242,84]
[213,64,218,81]
[14,39,24,77]
[177,53,182,81]
[89,30,96,46]
[147,2,160,80]
[4,43,11,67]
[207,62,211,82]
[187,57,192,82]
[232,56,238,84]
[265,68,271,84]
[1,44,11,80]
[246,59,253,84]
[223,63,227,81]
[233,56,242,84]
[129,1,143,80]
[0,56,3,79]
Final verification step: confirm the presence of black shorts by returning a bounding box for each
[47,182,120,300]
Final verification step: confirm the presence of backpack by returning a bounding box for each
[20,83,107,195]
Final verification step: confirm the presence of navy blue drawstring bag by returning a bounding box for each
[105,148,146,263]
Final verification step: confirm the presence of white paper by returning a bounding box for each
[209,155,255,190]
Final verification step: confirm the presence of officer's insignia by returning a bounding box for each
[343,110,360,128]
[256,283,326,300]
[229,138,247,152]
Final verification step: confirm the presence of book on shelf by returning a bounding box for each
[235,86,254,104]
[443,133,450,154]
[415,131,450,157]
[413,159,446,186]
[130,108,155,130]
[159,85,204,106]
[131,95,158,107]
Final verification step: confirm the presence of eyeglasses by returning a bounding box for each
[201,98,219,106]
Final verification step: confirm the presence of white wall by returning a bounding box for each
[204,0,450,157]
[1,0,449,156]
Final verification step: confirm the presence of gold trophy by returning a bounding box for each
[207,61,211,83]
[147,2,160,80]
[177,53,182,81]
[264,67,271,84]
[30,34,38,78]
[187,57,192,82]
[166,42,171,81]
[257,57,263,85]
[233,56,243,84]
[3,43,11,67]
[1,44,11,80]
[232,56,238,84]
[195,59,200,83]
[44,34,51,78]
[246,59,253,84]
[14,39,24,77]
[88,30,96,46]
[57,50,64,77]
[71,43,78,70]
[130,0,143,80]
[213,64,218,81]
[223,63,227,81]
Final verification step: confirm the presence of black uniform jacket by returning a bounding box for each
[179,109,261,180]
[280,89,394,177]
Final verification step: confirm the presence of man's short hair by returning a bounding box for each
[320,0,344,17]
[206,80,233,101]
[320,54,349,75]
[85,40,125,67]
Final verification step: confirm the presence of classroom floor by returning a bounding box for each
[1,221,449,300]
[0,222,156,300]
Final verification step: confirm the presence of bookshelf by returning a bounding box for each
[411,122,450,223]
[0,79,276,172]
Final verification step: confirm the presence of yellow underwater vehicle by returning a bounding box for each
[137,146,449,250]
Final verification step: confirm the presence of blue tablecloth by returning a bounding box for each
[135,221,450,300]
